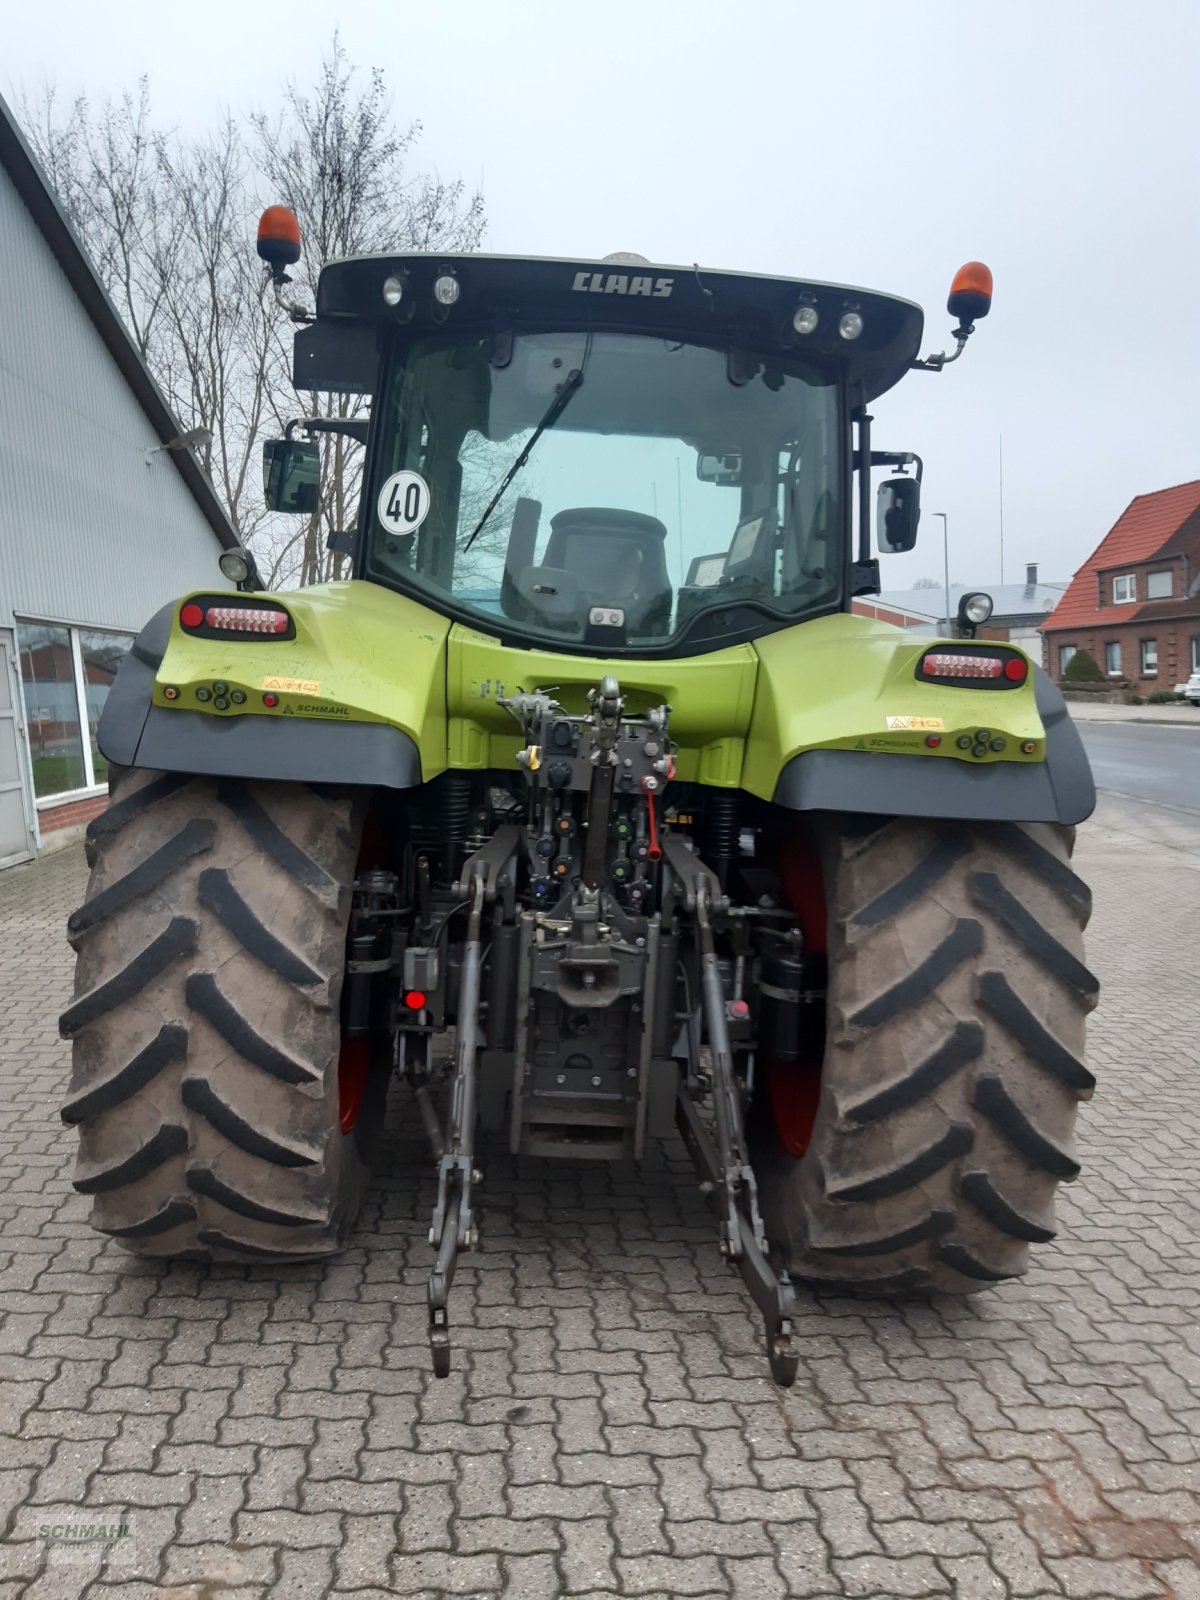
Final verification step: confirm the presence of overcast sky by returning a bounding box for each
[9,0,1198,591]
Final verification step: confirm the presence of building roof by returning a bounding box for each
[1042,478,1200,632]
[859,579,1068,627]
[0,91,238,551]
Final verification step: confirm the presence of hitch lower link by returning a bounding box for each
[420,827,520,1378]
[426,873,485,1379]
[669,847,800,1387]
[421,829,797,1388]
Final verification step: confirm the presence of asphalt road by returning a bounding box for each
[1077,720,1200,815]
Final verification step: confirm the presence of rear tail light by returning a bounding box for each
[179,596,294,639]
[205,606,289,634]
[924,653,1002,679]
[917,648,1028,687]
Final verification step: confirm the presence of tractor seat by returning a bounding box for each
[541,508,673,635]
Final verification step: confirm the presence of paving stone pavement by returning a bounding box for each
[1,799,1198,1599]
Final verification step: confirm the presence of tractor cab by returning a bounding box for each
[270,250,938,655]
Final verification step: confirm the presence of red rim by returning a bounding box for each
[765,824,827,1158]
[337,801,387,1136]
[338,1037,371,1134]
[767,1063,822,1158]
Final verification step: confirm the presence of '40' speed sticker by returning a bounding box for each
[377,470,430,538]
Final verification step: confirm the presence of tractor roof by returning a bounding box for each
[312,252,925,401]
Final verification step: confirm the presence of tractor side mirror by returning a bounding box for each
[263,439,320,513]
[877,477,920,553]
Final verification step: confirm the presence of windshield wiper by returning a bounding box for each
[462,367,584,552]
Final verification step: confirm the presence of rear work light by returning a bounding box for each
[179,597,293,638]
[917,648,1028,687]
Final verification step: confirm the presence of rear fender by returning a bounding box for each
[744,615,1094,826]
[772,667,1094,824]
[98,582,450,789]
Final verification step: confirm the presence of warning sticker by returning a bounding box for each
[886,715,944,731]
[262,676,320,694]
[377,470,431,538]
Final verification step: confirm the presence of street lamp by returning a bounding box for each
[932,512,950,633]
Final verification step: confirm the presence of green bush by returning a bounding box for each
[1146,690,1182,704]
[1061,649,1106,683]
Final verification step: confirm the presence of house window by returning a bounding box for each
[15,620,132,800]
[1139,638,1158,676]
[1146,570,1172,600]
[1058,644,1077,674]
[1105,641,1121,675]
[1192,636,1200,673]
[1112,574,1136,604]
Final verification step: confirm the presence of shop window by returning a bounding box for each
[16,621,131,800]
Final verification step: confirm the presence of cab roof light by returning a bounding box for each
[433,272,461,306]
[913,260,994,371]
[947,261,993,325]
[793,302,819,335]
[256,205,301,274]
[255,204,311,322]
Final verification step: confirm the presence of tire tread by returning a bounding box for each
[62,769,373,1260]
[752,815,1095,1294]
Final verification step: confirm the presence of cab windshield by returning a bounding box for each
[367,330,842,649]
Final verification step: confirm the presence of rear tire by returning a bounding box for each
[751,816,1098,1292]
[59,768,382,1261]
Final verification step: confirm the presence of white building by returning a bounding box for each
[0,92,234,868]
[853,564,1068,657]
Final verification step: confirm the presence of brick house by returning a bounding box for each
[1040,479,1200,690]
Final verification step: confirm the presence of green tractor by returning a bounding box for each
[61,219,1097,1384]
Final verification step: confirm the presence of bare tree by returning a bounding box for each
[19,38,485,588]
[153,121,285,548]
[251,35,484,585]
[21,80,173,360]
